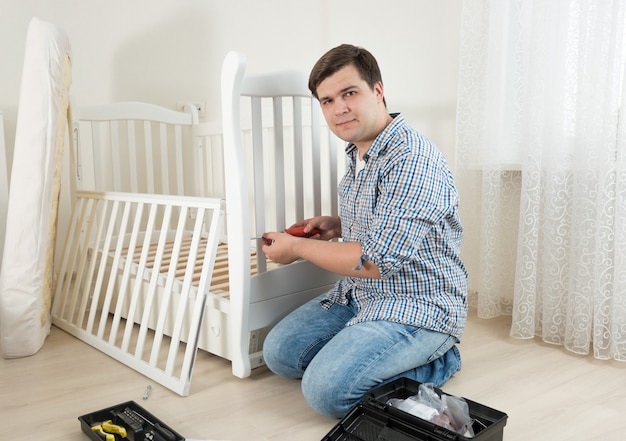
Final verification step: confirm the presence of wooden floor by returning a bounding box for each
[2,307,625,441]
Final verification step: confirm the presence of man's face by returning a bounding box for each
[316,64,385,150]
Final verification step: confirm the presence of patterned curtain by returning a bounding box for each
[456,0,626,360]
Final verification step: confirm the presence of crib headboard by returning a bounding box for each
[73,101,201,196]
[220,52,347,378]
[221,51,346,275]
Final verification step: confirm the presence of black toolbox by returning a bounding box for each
[78,400,185,441]
[322,378,507,441]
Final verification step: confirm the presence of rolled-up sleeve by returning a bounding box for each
[360,152,450,280]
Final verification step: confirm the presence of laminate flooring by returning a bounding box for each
[1,307,625,440]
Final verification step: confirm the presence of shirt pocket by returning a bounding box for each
[355,180,378,229]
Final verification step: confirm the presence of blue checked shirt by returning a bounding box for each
[321,113,468,340]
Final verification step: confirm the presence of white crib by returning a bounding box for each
[51,51,345,395]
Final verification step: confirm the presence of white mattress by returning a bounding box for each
[0,113,9,271]
[0,17,72,357]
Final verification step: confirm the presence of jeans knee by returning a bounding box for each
[301,369,357,419]
[261,342,280,377]
[263,327,303,379]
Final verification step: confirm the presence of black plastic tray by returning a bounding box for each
[78,400,185,441]
[322,378,507,441]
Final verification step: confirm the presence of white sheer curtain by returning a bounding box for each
[456,0,626,360]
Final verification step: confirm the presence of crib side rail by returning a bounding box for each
[52,190,224,396]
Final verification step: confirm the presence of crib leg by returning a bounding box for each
[229,332,252,379]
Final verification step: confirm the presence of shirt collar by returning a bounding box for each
[344,113,403,161]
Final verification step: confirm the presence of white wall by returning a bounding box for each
[0,0,462,164]
[0,0,464,268]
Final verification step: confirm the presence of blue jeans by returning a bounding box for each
[263,294,462,418]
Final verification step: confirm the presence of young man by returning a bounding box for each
[261,44,468,419]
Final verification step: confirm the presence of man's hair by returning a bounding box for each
[308,44,385,104]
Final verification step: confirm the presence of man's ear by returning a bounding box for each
[374,81,385,103]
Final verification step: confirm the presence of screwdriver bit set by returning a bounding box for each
[79,401,185,441]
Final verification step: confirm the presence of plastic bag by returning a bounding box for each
[387,383,475,437]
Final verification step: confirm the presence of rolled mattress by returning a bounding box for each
[0,17,71,357]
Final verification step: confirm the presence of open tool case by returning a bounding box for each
[322,378,508,441]
[79,401,185,441]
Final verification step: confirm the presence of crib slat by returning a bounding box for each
[250,98,267,274]
[310,102,322,216]
[110,121,123,192]
[85,199,116,334]
[148,205,187,367]
[127,120,138,193]
[91,123,104,191]
[95,200,125,338]
[135,204,173,359]
[272,96,286,231]
[292,96,304,221]
[159,122,170,195]
[144,120,155,194]
[179,204,222,378]
[193,123,226,201]
[164,207,205,375]
[102,200,133,342]
[250,97,265,233]
[109,202,145,346]
[174,124,185,195]
[328,127,340,216]
[120,202,157,352]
